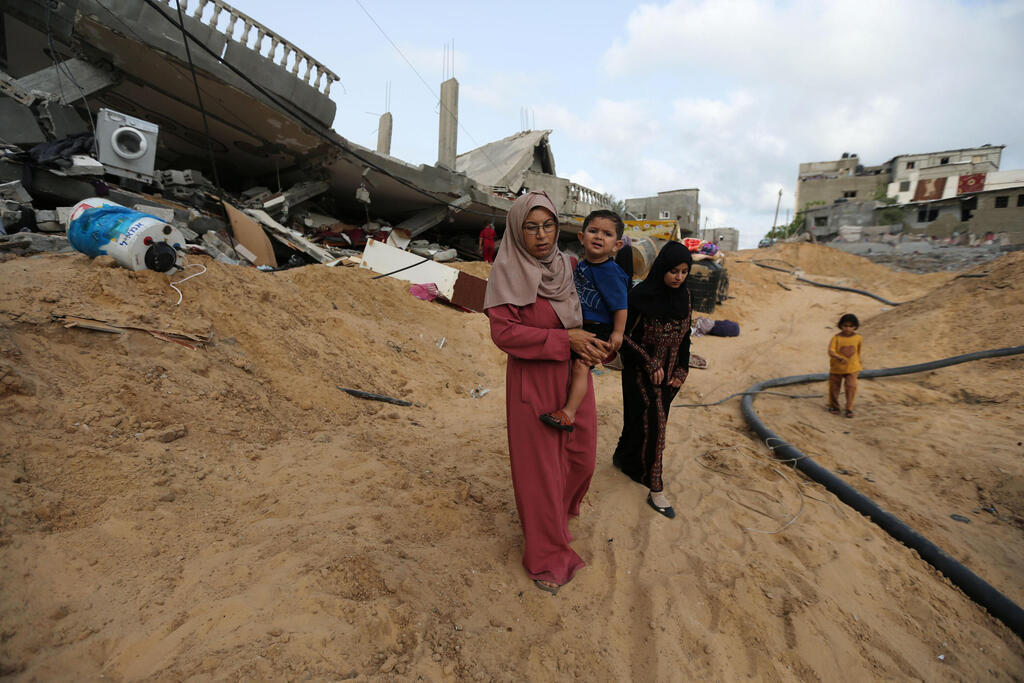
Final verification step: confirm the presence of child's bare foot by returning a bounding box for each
[540,409,575,432]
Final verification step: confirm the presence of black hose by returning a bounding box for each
[750,261,906,305]
[795,275,905,306]
[750,261,793,274]
[675,390,822,408]
[740,346,1024,639]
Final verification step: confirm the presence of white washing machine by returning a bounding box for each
[95,108,159,182]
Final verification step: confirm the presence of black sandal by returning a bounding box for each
[646,493,676,519]
[540,410,575,432]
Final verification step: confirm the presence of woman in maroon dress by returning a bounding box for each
[484,191,610,594]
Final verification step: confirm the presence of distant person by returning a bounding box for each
[827,313,862,418]
[541,210,630,431]
[478,222,497,263]
[484,191,609,595]
[615,233,635,280]
[612,242,693,519]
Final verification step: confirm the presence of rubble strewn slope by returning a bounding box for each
[1,246,1022,680]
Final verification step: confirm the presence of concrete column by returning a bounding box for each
[377,112,393,156]
[437,77,458,169]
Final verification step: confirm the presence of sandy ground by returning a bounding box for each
[0,243,1021,681]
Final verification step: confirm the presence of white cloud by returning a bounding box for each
[561,0,1024,245]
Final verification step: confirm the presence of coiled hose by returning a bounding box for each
[740,346,1024,639]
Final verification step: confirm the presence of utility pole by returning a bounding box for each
[771,188,782,236]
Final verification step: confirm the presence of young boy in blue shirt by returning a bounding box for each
[541,210,630,431]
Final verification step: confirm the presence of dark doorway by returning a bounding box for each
[960,195,977,222]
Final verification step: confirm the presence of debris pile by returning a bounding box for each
[0,113,480,307]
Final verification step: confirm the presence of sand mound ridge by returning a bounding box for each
[0,246,1021,680]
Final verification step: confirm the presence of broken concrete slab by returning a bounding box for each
[192,236,240,266]
[261,180,328,217]
[133,204,175,224]
[395,194,473,239]
[55,155,106,177]
[0,180,33,203]
[158,170,209,187]
[245,208,338,264]
[36,100,89,139]
[0,98,45,146]
[0,232,74,254]
[14,58,118,105]
[33,210,64,233]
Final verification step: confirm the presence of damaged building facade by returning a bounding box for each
[796,146,1023,246]
[623,189,701,236]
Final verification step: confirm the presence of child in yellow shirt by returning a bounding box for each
[827,313,862,418]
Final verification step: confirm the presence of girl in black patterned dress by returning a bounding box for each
[611,242,692,519]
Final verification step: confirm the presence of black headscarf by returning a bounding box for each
[628,241,692,320]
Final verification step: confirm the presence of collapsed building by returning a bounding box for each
[1,0,630,269]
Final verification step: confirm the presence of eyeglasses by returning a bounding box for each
[523,220,558,236]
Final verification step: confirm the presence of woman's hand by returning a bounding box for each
[668,376,683,388]
[652,368,665,385]
[568,328,610,365]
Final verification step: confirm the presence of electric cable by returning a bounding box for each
[44,2,99,143]
[173,1,223,200]
[171,1,240,251]
[132,0,512,221]
[169,260,207,305]
[740,345,1024,639]
[353,0,505,179]
[370,255,433,280]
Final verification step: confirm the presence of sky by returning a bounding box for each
[227,0,1024,248]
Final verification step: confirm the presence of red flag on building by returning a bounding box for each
[913,177,946,201]
[957,173,986,194]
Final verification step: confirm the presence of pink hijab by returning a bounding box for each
[483,191,582,329]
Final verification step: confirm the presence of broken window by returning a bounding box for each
[940,157,950,165]
[659,211,670,219]
[814,216,828,227]
[899,181,911,192]
[843,190,856,198]
[906,161,915,169]
[917,208,939,222]
[994,196,1008,208]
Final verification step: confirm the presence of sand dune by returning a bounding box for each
[0,244,1021,680]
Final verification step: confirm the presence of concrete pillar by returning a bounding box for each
[437,77,458,169]
[376,112,393,156]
